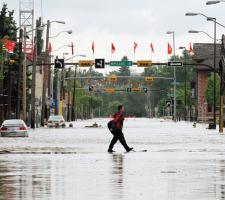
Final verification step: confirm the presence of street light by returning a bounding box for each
[166,31,177,121]
[50,30,73,39]
[41,20,67,126]
[179,46,187,121]
[206,0,225,5]
[186,12,217,129]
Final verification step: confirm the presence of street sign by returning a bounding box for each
[110,61,133,67]
[104,88,115,93]
[137,60,152,67]
[54,59,64,69]
[79,60,94,67]
[167,61,183,67]
[145,76,154,82]
[95,59,105,69]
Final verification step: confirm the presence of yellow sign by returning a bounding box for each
[145,76,154,82]
[79,60,94,67]
[105,88,115,93]
[109,75,117,82]
[131,88,141,92]
[137,60,152,67]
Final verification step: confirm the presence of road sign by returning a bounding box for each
[54,59,64,69]
[104,88,115,93]
[110,61,133,67]
[167,61,183,67]
[79,60,94,67]
[95,59,105,69]
[145,76,154,82]
[137,60,152,67]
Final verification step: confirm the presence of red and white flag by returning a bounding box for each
[92,41,95,54]
[189,43,193,53]
[5,40,16,53]
[111,43,116,54]
[150,43,154,53]
[134,42,138,53]
[168,42,172,54]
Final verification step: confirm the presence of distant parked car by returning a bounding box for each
[47,115,66,128]
[0,119,28,137]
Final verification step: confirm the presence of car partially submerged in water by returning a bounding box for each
[0,119,28,137]
[47,115,66,128]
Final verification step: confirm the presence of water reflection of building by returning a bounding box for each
[110,154,124,200]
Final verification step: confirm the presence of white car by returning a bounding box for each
[47,115,66,128]
[0,119,28,137]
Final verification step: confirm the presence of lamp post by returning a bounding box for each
[166,31,177,121]
[186,12,217,129]
[179,46,187,121]
[206,0,225,5]
[41,20,69,126]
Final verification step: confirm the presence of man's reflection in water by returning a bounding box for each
[110,154,124,200]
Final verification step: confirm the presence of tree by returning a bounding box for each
[205,74,220,108]
[36,17,44,55]
[118,56,130,76]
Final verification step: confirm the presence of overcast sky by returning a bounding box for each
[2,0,225,66]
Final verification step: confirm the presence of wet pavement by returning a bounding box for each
[0,118,225,200]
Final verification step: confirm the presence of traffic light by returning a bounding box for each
[143,88,148,93]
[89,86,94,92]
[127,88,132,92]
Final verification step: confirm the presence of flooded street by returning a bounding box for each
[0,118,225,200]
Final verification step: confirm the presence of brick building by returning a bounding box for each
[193,43,221,121]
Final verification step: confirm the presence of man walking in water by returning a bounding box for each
[108,105,133,153]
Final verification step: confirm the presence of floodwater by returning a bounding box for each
[0,118,225,200]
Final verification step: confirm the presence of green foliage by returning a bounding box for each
[0,3,17,40]
[205,73,220,107]
[36,17,44,55]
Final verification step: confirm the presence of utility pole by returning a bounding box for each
[22,27,27,122]
[41,20,50,126]
[71,65,77,121]
[0,39,4,123]
[16,29,23,119]
[31,32,37,128]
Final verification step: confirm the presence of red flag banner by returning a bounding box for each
[5,40,16,53]
[92,41,95,54]
[189,43,193,53]
[150,43,154,53]
[168,42,172,54]
[111,43,115,54]
[134,42,138,53]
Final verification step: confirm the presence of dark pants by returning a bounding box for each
[108,129,130,151]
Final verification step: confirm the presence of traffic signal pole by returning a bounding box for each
[41,20,50,126]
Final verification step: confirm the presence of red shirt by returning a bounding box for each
[114,111,125,130]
